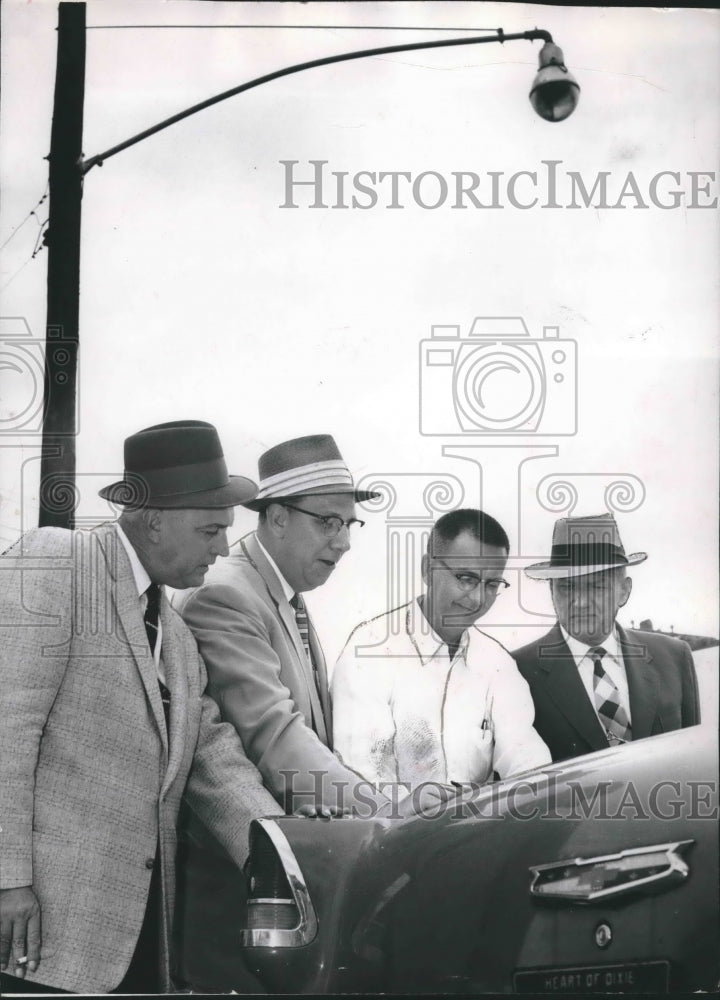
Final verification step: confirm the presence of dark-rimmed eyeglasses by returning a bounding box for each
[432,557,510,595]
[281,502,365,538]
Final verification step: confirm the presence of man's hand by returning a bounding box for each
[0,886,41,978]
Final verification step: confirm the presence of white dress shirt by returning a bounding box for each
[560,625,632,725]
[332,597,551,789]
[255,536,294,602]
[115,523,166,683]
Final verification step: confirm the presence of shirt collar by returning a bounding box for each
[115,522,153,599]
[408,595,469,664]
[559,623,621,666]
[255,535,295,603]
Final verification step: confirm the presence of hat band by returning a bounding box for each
[549,541,629,568]
[127,457,229,496]
[255,459,354,499]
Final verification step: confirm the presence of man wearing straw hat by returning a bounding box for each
[174,433,418,991]
[0,420,284,995]
[512,513,700,763]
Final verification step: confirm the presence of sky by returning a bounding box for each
[1,1,719,667]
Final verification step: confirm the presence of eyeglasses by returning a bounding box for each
[433,557,510,595]
[280,502,365,538]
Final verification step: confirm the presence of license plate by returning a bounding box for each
[513,960,669,993]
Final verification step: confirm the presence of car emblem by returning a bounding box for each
[528,840,693,903]
[594,922,612,948]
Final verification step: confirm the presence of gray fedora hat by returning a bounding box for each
[99,420,258,509]
[525,513,647,580]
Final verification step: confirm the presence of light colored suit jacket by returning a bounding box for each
[0,525,281,994]
[512,622,700,762]
[175,532,382,812]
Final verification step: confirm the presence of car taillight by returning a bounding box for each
[241,819,318,947]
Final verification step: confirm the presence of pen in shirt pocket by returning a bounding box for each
[481,694,494,731]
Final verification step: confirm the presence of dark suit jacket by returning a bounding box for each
[512,623,700,762]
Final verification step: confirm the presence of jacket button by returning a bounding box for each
[145,857,155,870]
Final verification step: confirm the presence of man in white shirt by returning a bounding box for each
[512,513,700,761]
[332,508,551,791]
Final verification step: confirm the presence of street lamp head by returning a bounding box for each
[529,41,580,122]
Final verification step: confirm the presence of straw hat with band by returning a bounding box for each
[98,420,257,509]
[524,513,647,580]
[242,434,379,512]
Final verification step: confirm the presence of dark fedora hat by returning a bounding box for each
[242,434,379,512]
[524,513,647,580]
[98,420,258,509]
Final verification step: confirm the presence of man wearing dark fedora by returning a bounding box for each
[173,433,406,991]
[512,513,700,763]
[0,421,283,996]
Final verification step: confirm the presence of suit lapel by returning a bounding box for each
[242,534,329,742]
[159,596,188,792]
[243,534,307,664]
[95,525,169,757]
[536,624,608,752]
[617,624,657,739]
[308,615,332,746]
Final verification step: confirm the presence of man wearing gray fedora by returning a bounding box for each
[0,421,283,995]
[512,513,700,763]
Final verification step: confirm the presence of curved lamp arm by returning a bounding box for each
[81,28,561,174]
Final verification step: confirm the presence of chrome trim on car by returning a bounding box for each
[240,819,319,947]
[351,872,412,961]
[529,840,694,903]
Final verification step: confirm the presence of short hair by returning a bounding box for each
[257,495,313,524]
[428,508,509,556]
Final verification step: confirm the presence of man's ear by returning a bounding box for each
[143,507,163,541]
[421,553,430,587]
[618,574,633,608]
[265,502,288,538]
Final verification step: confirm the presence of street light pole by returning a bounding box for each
[39,19,578,528]
[39,1,86,527]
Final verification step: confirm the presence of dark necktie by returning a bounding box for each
[144,583,161,655]
[590,646,632,745]
[144,583,170,731]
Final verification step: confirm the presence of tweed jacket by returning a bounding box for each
[0,525,281,994]
[512,622,700,762]
[175,532,381,812]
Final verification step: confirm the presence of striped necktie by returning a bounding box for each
[144,583,170,731]
[590,646,632,745]
[290,592,313,668]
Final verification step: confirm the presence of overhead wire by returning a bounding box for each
[0,184,49,252]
